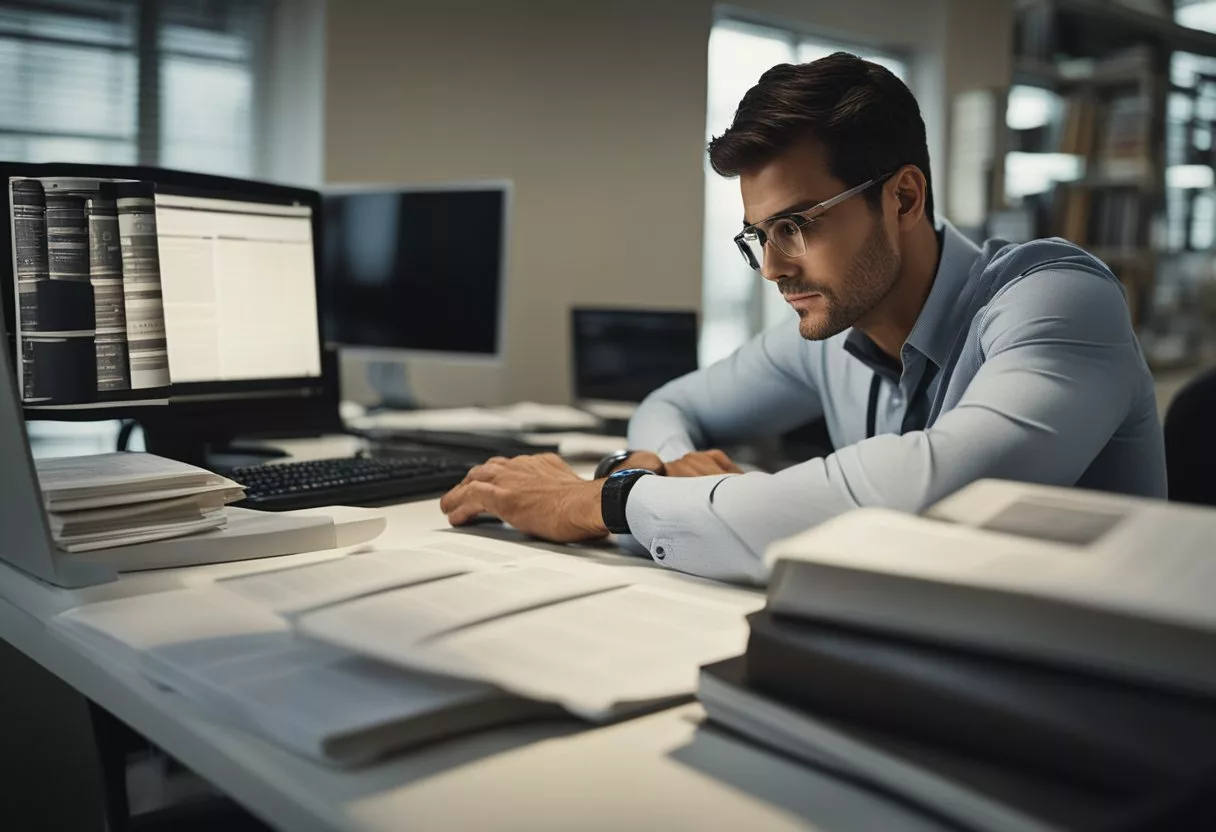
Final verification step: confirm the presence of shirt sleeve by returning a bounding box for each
[625,267,1154,584]
[626,318,825,461]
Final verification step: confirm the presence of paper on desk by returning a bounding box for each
[58,513,229,552]
[36,452,227,503]
[406,585,749,719]
[297,556,628,647]
[350,407,522,433]
[54,586,288,669]
[54,588,506,766]
[493,402,601,431]
[46,480,245,512]
[580,400,639,422]
[149,636,498,766]
[217,549,481,615]
[50,490,234,534]
[349,402,602,434]
[521,432,627,460]
[404,536,551,565]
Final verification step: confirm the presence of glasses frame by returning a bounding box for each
[733,171,896,270]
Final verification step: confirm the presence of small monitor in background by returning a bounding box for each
[571,308,699,406]
[318,183,508,358]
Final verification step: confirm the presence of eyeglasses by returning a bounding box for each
[733,173,894,270]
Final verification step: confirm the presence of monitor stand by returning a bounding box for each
[140,423,290,470]
[367,359,417,410]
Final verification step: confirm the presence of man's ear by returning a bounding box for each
[891,165,927,230]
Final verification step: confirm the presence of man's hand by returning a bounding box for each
[664,449,743,477]
[439,453,608,543]
[607,450,666,476]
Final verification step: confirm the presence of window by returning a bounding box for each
[2,0,270,455]
[0,0,267,177]
[702,19,907,366]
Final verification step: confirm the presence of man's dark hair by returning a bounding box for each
[708,52,934,222]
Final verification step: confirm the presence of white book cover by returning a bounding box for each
[52,587,540,767]
[35,452,227,505]
[763,480,1216,696]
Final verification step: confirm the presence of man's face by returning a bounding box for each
[740,140,901,341]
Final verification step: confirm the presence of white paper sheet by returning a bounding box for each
[217,549,479,615]
[298,557,628,648]
[405,585,749,719]
[35,452,225,502]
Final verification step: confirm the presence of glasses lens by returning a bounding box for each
[768,217,806,258]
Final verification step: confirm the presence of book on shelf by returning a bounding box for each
[8,175,171,407]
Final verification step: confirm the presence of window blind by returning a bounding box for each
[0,0,268,177]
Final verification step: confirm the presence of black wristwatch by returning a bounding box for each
[600,468,656,535]
[593,448,634,480]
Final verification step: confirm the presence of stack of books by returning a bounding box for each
[35,451,244,552]
[699,480,1216,832]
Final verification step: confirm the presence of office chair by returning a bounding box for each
[1163,366,1216,507]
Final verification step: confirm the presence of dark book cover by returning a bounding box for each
[701,657,1216,832]
[744,610,1216,794]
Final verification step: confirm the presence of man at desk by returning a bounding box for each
[441,52,1166,583]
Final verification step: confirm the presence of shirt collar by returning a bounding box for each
[844,219,982,375]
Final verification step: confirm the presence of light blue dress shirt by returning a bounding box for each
[624,221,1167,584]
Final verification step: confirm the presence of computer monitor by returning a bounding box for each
[1,162,339,463]
[571,308,699,404]
[318,182,509,360]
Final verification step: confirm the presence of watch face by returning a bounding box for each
[609,467,654,481]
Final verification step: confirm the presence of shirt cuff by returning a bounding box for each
[654,437,696,463]
[623,474,767,584]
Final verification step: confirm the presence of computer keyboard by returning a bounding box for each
[230,454,471,511]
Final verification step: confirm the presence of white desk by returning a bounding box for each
[0,439,950,832]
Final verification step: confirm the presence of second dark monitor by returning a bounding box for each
[319,184,508,357]
[572,308,699,404]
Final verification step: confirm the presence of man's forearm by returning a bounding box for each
[626,397,700,461]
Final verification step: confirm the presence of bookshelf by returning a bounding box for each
[999,0,1216,365]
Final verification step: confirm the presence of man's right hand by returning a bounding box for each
[607,450,667,476]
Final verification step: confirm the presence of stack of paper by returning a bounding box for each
[349,402,602,434]
[51,536,757,766]
[35,452,245,552]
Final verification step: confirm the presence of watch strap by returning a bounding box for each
[600,468,655,535]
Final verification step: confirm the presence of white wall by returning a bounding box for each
[322,0,1012,405]
[261,0,326,186]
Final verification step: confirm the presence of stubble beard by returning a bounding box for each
[784,220,901,342]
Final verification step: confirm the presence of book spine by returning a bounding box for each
[88,189,131,393]
[12,179,48,399]
[115,182,171,391]
[23,190,99,403]
[45,193,91,282]
[744,616,1168,793]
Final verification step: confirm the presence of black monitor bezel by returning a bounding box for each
[0,161,330,422]
[570,306,700,403]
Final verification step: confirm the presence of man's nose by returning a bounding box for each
[759,243,797,283]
